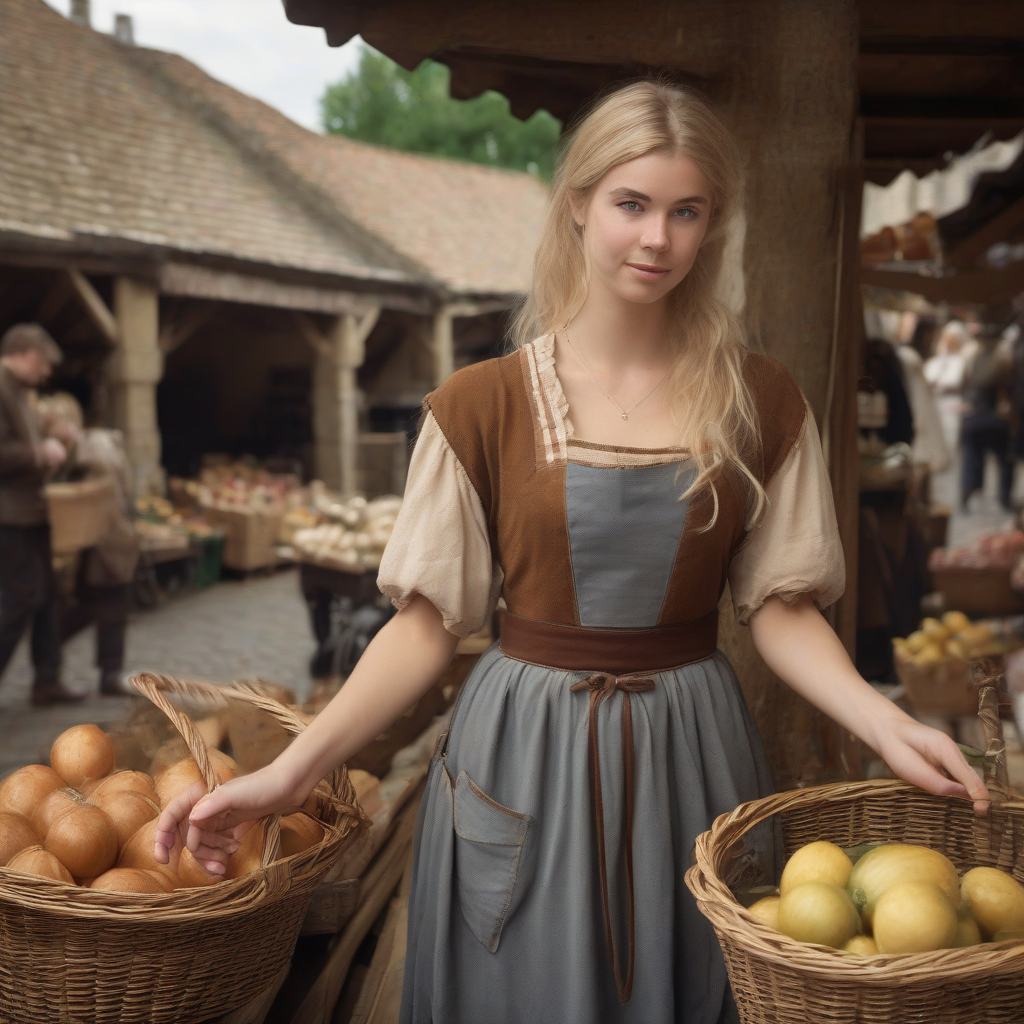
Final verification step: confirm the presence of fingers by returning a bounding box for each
[932,733,991,815]
[890,726,993,816]
[154,780,208,861]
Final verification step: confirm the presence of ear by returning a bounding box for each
[568,192,586,230]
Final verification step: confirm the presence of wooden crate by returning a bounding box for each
[931,565,1024,616]
[203,505,284,571]
[45,476,116,554]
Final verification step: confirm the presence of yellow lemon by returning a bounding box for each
[942,611,971,634]
[961,867,1024,940]
[780,841,853,896]
[873,882,958,954]
[921,618,949,643]
[905,630,928,654]
[843,935,878,956]
[993,930,1024,943]
[778,882,860,949]
[952,914,982,947]
[848,844,961,927]
[748,895,780,930]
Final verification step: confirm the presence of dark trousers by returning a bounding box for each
[961,415,1014,508]
[73,583,130,673]
[0,524,61,688]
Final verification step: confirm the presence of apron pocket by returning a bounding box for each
[451,769,533,953]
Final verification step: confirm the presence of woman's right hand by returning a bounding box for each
[154,765,306,876]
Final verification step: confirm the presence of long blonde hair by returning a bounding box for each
[511,80,765,527]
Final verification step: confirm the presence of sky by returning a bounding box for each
[43,0,363,131]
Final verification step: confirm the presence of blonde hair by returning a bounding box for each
[511,80,765,527]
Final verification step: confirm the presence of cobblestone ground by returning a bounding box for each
[0,568,316,777]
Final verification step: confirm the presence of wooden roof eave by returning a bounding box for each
[0,227,439,316]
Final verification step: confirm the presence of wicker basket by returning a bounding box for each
[0,672,366,1023]
[931,565,1024,616]
[202,505,284,571]
[894,648,981,716]
[45,476,117,554]
[686,780,1024,1023]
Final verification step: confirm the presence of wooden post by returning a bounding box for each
[712,1,860,789]
[430,306,454,386]
[111,276,163,496]
[310,308,380,492]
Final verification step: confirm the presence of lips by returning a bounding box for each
[626,262,671,279]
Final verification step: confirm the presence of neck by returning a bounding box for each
[566,288,671,369]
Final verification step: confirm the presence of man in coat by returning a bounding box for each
[0,323,85,704]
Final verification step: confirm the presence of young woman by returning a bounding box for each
[157,82,990,1023]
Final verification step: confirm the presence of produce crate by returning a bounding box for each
[687,683,1024,1024]
[45,476,116,554]
[894,649,982,716]
[0,674,365,1024]
[203,506,284,571]
[931,565,1024,617]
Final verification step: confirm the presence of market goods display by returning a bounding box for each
[892,610,1019,667]
[0,674,364,1024]
[930,530,1024,571]
[291,493,402,571]
[892,610,1021,715]
[687,780,1024,1024]
[929,529,1024,616]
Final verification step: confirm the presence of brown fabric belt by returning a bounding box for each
[498,611,718,1005]
[498,609,719,674]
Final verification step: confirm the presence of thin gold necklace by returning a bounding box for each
[563,330,670,421]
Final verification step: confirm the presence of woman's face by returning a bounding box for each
[574,151,714,306]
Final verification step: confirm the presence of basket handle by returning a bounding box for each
[129,672,283,868]
[974,660,1009,791]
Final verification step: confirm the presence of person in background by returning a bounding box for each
[924,320,969,461]
[0,323,85,705]
[960,322,1015,510]
[894,318,950,473]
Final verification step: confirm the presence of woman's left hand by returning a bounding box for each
[873,715,991,815]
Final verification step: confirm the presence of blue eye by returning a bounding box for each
[619,201,641,212]
[676,207,698,219]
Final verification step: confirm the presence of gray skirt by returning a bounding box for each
[400,644,777,1024]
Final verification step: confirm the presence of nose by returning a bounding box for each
[639,216,670,253]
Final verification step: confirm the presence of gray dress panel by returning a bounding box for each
[400,463,777,1024]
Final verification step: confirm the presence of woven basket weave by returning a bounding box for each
[0,672,366,1024]
[686,780,1024,1023]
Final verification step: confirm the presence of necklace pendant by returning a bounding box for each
[621,412,628,420]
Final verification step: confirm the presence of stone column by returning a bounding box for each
[111,276,163,496]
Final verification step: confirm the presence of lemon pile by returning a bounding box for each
[748,841,1024,955]
[892,611,1000,667]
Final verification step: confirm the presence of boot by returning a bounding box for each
[31,682,87,706]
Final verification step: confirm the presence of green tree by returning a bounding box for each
[321,47,561,179]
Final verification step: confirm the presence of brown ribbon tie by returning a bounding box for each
[569,671,655,1005]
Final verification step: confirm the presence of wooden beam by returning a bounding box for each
[160,262,386,318]
[35,275,73,325]
[445,299,511,318]
[68,269,118,344]
[944,193,1024,268]
[158,301,216,355]
[293,311,332,358]
[864,116,1024,161]
[861,261,1024,305]
[353,305,381,348]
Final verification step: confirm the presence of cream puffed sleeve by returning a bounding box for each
[728,402,845,625]
[377,410,501,637]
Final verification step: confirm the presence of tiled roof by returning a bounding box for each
[0,0,549,297]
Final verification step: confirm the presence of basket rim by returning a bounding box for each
[686,779,1024,983]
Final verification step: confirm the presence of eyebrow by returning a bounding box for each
[609,187,709,205]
